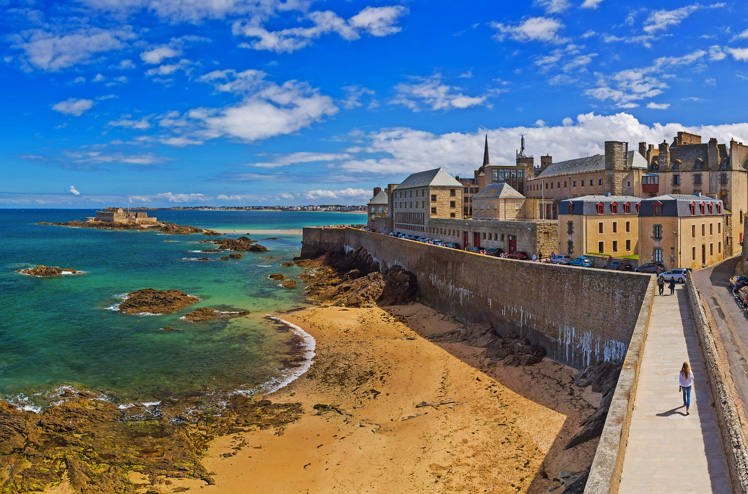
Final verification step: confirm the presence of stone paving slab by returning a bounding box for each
[618,285,731,494]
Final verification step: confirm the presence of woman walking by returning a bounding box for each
[657,276,665,296]
[669,277,676,295]
[679,362,694,415]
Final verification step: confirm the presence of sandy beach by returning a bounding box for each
[147,303,601,494]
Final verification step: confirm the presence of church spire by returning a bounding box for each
[482,134,490,167]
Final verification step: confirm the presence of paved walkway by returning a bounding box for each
[618,284,731,494]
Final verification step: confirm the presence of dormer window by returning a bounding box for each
[624,202,631,214]
[689,202,696,215]
[673,160,680,171]
[636,202,641,214]
[611,202,618,214]
[567,202,573,215]
[654,201,662,216]
[695,160,703,171]
[708,203,713,214]
[700,202,706,214]
[596,202,604,215]
[717,203,722,214]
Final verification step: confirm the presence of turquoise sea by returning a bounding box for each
[0,209,365,410]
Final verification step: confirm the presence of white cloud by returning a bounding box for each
[145,59,193,77]
[69,185,81,196]
[646,102,670,110]
[130,192,206,203]
[709,45,726,61]
[118,59,135,69]
[581,0,604,8]
[65,150,166,165]
[11,27,135,71]
[535,0,570,14]
[140,45,181,64]
[234,5,407,53]
[585,50,706,106]
[536,119,546,127]
[92,73,105,82]
[52,98,95,116]
[393,75,488,111]
[342,85,377,109]
[491,17,567,44]
[728,47,748,61]
[562,117,574,126]
[643,5,699,34]
[108,116,151,129]
[251,152,352,168]
[301,188,369,200]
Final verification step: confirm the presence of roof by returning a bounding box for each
[665,143,729,171]
[397,168,463,190]
[368,189,389,205]
[473,183,524,200]
[536,150,647,178]
[639,194,724,217]
[560,195,642,216]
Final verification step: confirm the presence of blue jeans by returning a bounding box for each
[682,385,692,409]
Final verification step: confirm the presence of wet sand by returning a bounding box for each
[157,303,601,494]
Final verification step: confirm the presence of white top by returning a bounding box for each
[679,370,694,387]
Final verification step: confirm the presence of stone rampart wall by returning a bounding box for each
[302,227,651,369]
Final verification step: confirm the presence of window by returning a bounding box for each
[567,221,574,234]
[627,181,631,187]
[450,201,456,208]
[692,225,696,238]
[450,189,456,197]
[567,240,574,255]
[708,203,713,214]
[654,202,662,216]
[599,222,604,234]
[710,243,714,256]
[597,203,604,214]
[626,221,631,233]
[550,182,554,189]
[431,194,437,202]
[613,240,618,252]
[557,182,561,188]
[710,224,713,235]
[492,170,498,182]
[700,203,705,215]
[581,181,585,187]
[694,174,702,185]
[702,224,705,236]
[693,247,696,260]
[567,202,573,214]
[573,181,577,187]
[654,224,663,239]
[673,175,681,185]
[720,192,727,210]
[719,242,722,253]
[718,223,721,234]
[483,233,486,239]
[546,182,548,189]
[624,202,631,214]
[626,239,631,251]
[599,241,604,253]
[409,191,412,197]
[564,181,567,187]
[431,207,436,214]
[690,202,696,215]
[599,179,603,186]
[654,248,663,262]
[637,203,641,214]
[613,222,618,233]
[611,202,618,214]
[590,180,594,186]
[721,173,728,185]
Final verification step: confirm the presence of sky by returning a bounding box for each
[4,0,748,207]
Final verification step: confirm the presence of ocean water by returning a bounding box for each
[0,209,365,409]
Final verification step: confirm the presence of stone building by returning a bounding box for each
[92,208,158,224]
[639,194,725,270]
[390,168,464,235]
[637,131,748,256]
[525,142,648,219]
[558,195,642,259]
[472,183,525,220]
[367,187,389,230]
[426,218,558,256]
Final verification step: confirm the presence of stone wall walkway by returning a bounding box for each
[618,284,731,493]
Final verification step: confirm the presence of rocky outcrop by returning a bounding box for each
[0,394,301,493]
[281,261,295,267]
[181,307,250,322]
[119,289,199,315]
[281,280,297,289]
[38,220,215,235]
[18,265,78,277]
[269,273,286,281]
[429,324,546,367]
[228,253,242,259]
[249,244,268,252]
[297,248,417,307]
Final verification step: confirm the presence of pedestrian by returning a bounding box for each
[538,252,543,262]
[679,362,694,415]
[657,276,665,296]
[532,254,537,261]
[669,277,676,295]
[551,252,555,260]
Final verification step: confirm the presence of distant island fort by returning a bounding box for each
[88,208,158,225]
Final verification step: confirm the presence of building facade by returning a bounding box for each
[92,208,158,224]
[367,187,389,229]
[390,168,464,235]
[558,195,641,259]
[472,183,525,220]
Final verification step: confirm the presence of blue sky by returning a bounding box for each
[4,0,748,207]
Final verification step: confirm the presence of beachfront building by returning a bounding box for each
[367,187,389,230]
[524,142,648,220]
[637,131,748,256]
[90,208,158,225]
[426,218,558,256]
[472,183,525,220]
[390,168,464,235]
[557,195,642,259]
[638,194,725,270]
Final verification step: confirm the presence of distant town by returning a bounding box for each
[126,205,366,212]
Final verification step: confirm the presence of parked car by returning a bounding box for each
[737,286,748,307]
[729,276,748,290]
[508,251,529,260]
[550,255,572,265]
[635,262,665,274]
[603,260,634,271]
[570,256,592,267]
[658,268,688,283]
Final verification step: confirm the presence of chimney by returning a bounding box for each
[605,141,627,170]
[639,142,647,158]
[658,140,670,170]
[540,155,552,173]
[708,138,718,170]
[373,187,382,198]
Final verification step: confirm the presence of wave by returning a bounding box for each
[182,257,213,262]
[240,316,316,396]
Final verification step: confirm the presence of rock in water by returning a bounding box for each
[119,289,199,315]
[181,307,250,322]
[269,273,286,281]
[211,236,255,251]
[228,253,242,259]
[18,265,77,277]
[249,244,268,252]
[281,261,294,267]
[281,279,297,289]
